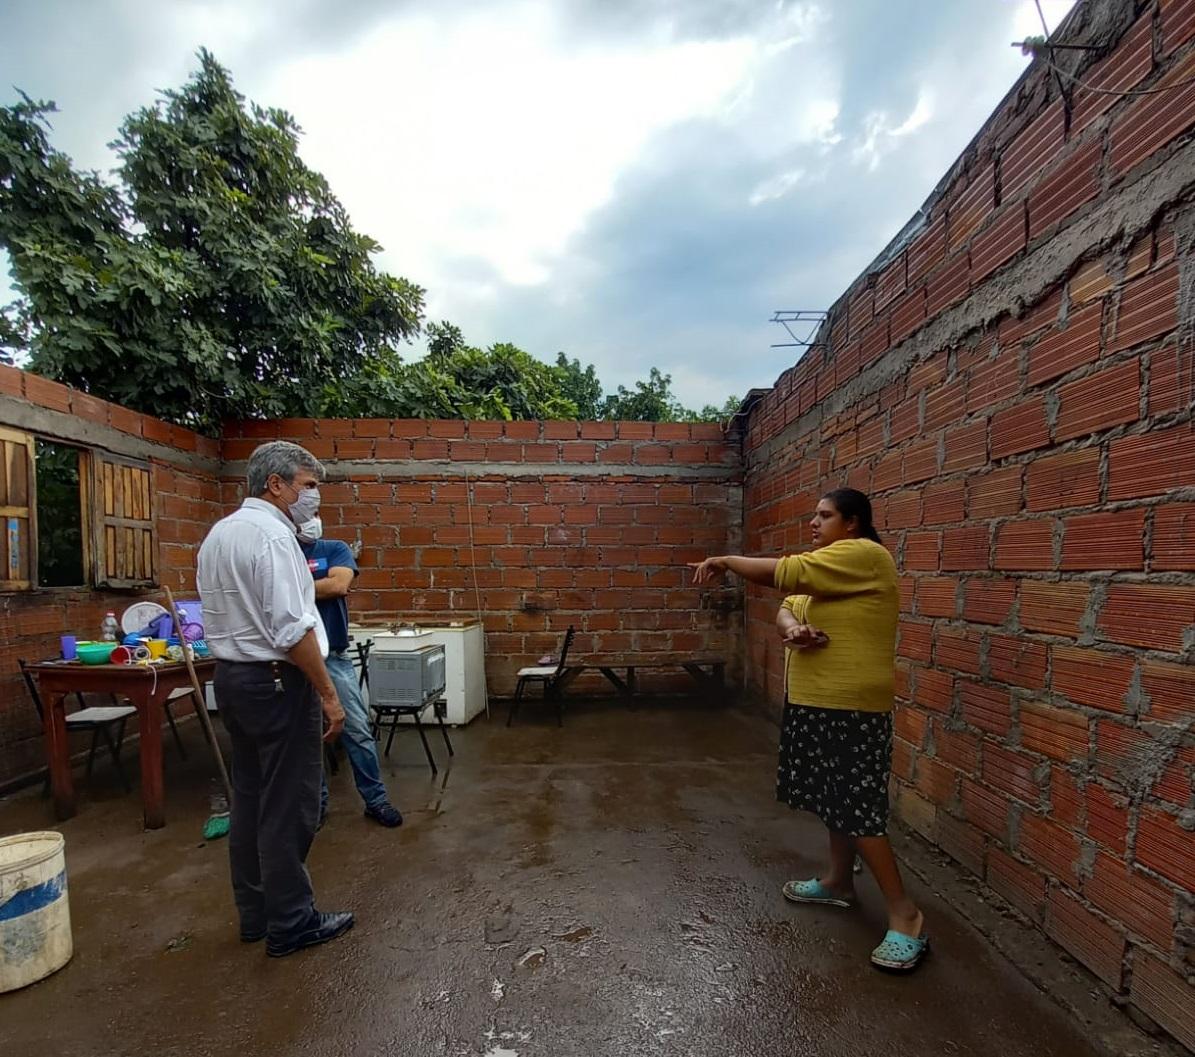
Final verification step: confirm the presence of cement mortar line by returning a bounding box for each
[744,412,1195,481]
[742,348,1195,479]
[899,601,1194,645]
[220,459,743,481]
[744,488,1195,523]
[747,137,1195,469]
[0,393,219,475]
[899,569,1195,588]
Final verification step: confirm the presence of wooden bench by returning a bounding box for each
[557,655,727,702]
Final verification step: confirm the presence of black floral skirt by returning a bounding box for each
[776,703,893,837]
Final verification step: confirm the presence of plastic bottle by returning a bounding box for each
[101,611,120,642]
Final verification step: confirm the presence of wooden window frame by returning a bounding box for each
[85,450,157,590]
[0,427,158,593]
[0,425,37,591]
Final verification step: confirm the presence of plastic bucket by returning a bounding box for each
[0,832,72,992]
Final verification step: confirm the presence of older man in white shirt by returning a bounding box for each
[198,440,351,958]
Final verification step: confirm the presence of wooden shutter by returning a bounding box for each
[0,426,36,591]
[88,452,157,588]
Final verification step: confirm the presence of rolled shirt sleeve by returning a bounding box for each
[260,537,320,652]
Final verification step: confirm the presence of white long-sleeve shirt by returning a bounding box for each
[197,498,328,663]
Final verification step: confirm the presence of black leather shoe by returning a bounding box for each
[240,927,266,943]
[364,801,403,828]
[266,911,354,958]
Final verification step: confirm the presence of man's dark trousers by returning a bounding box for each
[214,660,322,938]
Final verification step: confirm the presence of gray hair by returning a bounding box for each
[246,441,325,496]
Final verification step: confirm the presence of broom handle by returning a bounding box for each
[165,586,232,802]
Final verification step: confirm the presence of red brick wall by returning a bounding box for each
[1,364,742,781]
[0,364,220,785]
[742,3,1195,1047]
[221,418,743,696]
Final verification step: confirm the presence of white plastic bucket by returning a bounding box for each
[0,831,72,992]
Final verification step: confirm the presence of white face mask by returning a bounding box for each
[297,516,323,544]
[286,484,321,526]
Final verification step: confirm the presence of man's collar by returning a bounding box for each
[243,497,296,532]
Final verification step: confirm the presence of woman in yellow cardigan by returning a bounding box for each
[690,488,927,972]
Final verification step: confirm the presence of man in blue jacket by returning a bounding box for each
[297,516,402,828]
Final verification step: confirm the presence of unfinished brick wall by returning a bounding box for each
[221,418,743,696]
[0,387,741,784]
[0,364,220,786]
[741,0,1195,1046]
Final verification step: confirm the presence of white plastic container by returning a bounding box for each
[0,831,72,992]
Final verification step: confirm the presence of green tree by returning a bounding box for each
[0,301,27,366]
[425,321,466,361]
[34,440,84,587]
[0,52,423,432]
[598,368,738,423]
[318,324,579,421]
[601,366,686,422]
[1,54,739,427]
[553,352,603,419]
[689,395,741,423]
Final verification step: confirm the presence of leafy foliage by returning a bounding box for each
[690,395,743,423]
[600,367,737,423]
[315,323,737,422]
[0,52,422,432]
[554,353,604,420]
[34,439,85,587]
[320,322,578,420]
[0,52,739,427]
[0,302,27,366]
[601,367,682,422]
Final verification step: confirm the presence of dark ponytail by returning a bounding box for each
[823,487,881,544]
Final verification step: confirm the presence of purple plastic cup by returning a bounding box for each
[60,634,77,660]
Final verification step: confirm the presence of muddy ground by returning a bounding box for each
[0,697,1150,1056]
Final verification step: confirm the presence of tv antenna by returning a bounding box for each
[770,310,827,349]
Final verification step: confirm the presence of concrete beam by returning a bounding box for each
[0,394,219,474]
[220,459,743,481]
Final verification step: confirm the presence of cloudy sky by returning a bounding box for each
[0,0,1073,408]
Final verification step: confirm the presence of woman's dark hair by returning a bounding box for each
[822,488,882,544]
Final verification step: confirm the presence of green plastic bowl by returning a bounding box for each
[77,642,117,665]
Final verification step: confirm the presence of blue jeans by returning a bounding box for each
[320,653,389,812]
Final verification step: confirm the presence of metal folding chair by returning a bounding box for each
[19,658,137,792]
[371,691,453,776]
[353,637,372,691]
[507,625,576,728]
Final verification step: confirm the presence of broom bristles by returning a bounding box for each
[202,813,230,840]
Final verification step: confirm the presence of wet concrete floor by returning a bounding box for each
[1,698,1106,1057]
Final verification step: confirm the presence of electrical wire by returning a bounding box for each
[1023,0,1195,99]
[1034,53,1195,97]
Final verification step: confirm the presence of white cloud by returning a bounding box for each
[749,167,805,206]
[852,88,934,171]
[262,4,756,291]
[764,1,829,56]
[0,0,1082,407]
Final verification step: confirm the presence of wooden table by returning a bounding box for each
[559,655,727,702]
[29,658,216,830]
